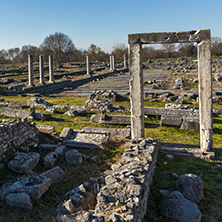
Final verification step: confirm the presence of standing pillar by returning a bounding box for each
[123,54,127,68]
[48,55,55,83]
[39,55,45,84]
[86,54,91,76]
[112,55,116,71]
[28,55,34,87]
[110,54,113,71]
[198,40,213,153]
[129,43,144,140]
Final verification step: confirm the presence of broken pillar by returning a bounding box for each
[28,55,34,87]
[48,55,55,83]
[39,55,45,84]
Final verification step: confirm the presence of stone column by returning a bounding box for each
[112,55,116,71]
[110,54,113,71]
[39,55,45,84]
[28,55,34,87]
[86,54,91,76]
[197,40,213,152]
[48,55,55,83]
[123,54,127,68]
[129,43,144,140]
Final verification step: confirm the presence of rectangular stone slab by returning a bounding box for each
[128,30,210,45]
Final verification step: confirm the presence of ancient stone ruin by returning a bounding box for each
[128,29,213,155]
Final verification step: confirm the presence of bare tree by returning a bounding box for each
[112,43,127,62]
[40,32,75,68]
[0,50,8,64]
[19,45,40,63]
[162,43,176,58]
[178,43,197,57]
[7,48,20,64]
[211,37,222,56]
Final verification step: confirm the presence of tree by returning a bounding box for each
[7,47,20,64]
[0,50,8,64]
[88,44,102,61]
[40,32,75,68]
[211,37,222,56]
[112,43,127,62]
[18,45,40,63]
[162,43,176,58]
[178,43,197,57]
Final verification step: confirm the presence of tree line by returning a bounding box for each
[0,33,222,68]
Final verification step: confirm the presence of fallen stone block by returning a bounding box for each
[36,125,55,131]
[161,115,182,127]
[60,128,110,148]
[34,111,51,120]
[5,192,33,210]
[44,152,58,169]
[160,190,201,222]
[180,116,199,131]
[65,149,83,166]
[55,145,67,159]
[90,114,131,125]
[82,127,131,140]
[0,175,51,201]
[40,166,65,184]
[176,174,204,203]
[8,152,40,174]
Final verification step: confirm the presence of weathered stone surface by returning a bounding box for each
[128,30,211,45]
[160,190,201,222]
[0,119,39,155]
[82,127,131,140]
[161,115,182,127]
[6,192,33,210]
[91,114,131,125]
[176,174,204,203]
[8,152,40,174]
[60,128,109,148]
[44,152,58,169]
[0,174,51,201]
[181,116,199,131]
[65,149,83,166]
[40,166,65,184]
[65,106,86,117]
[55,145,67,159]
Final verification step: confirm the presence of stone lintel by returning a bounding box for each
[128,29,211,45]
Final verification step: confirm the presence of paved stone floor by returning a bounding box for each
[58,69,170,96]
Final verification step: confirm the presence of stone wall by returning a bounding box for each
[57,138,158,222]
[0,119,39,155]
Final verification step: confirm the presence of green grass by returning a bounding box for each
[143,152,222,222]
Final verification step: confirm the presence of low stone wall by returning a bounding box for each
[0,119,39,155]
[57,139,158,222]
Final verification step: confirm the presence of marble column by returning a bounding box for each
[48,55,55,83]
[28,55,34,87]
[39,55,45,84]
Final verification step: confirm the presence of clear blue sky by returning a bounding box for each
[0,0,222,53]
